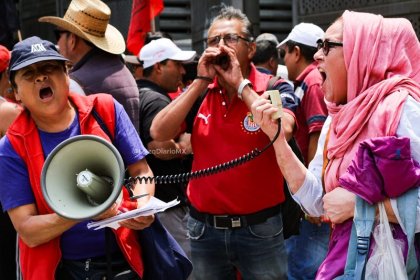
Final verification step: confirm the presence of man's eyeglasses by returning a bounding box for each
[54,29,69,42]
[317,39,343,56]
[207,33,251,47]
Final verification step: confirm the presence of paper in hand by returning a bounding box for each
[87,196,180,230]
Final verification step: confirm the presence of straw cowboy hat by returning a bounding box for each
[39,0,125,55]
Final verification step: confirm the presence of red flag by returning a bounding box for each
[127,0,164,55]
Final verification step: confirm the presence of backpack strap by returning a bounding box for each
[92,108,113,141]
[89,94,115,141]
[334,197,375,280]
[343,189,418,279]
[353,197,376,280]
[396,188,419,279]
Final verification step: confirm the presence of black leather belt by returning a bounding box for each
[189,204,282,229]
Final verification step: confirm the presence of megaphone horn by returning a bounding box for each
[41,135,125,220]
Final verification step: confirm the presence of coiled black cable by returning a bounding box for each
[125,118,281,188]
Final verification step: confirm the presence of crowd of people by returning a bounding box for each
[0,0,419,279]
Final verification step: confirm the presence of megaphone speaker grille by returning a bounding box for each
[41,135,125,220]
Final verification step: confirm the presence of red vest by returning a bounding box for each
[7,93,144,280]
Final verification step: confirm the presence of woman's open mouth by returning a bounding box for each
[39,86,53,100]
[318,68,327,83]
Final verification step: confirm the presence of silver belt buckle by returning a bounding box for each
[231,217,242,228]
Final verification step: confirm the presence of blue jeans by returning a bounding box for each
[187,213,287,280]
[285,219,330,280]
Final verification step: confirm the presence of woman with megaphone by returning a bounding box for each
[0,36,157,280]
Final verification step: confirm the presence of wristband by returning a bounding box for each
[196,75,213,83]
[237,79,253,100]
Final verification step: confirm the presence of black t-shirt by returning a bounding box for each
[137,79,190,204]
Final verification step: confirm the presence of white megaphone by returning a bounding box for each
[41,135,125,220]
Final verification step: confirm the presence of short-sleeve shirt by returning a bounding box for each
[0,100,148,260]
[293,62,328,165]
[188,64,298,214]
[137,79,189,204]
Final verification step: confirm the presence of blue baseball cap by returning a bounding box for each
[8,36,68,75]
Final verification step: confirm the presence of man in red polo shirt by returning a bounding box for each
[151,6,298,280]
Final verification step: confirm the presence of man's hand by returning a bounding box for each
[212,46,243,88]
[197,46,224,80]
[305,215,323,226]
[178,132,192,155]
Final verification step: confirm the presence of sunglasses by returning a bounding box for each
[207,33,251,47]
[54,29,70,42]
[317,39,343,56]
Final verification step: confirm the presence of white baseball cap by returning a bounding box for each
[140,38,196,69]
[277,23,324,48]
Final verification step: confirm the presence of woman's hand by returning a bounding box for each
[92,202,119,221]
[119,214,155,230]
[119,194,155,230]
[251,92,282,140]
[323,187,355,224]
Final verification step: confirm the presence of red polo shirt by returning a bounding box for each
[189,65,296,215]
[294,62,328,165]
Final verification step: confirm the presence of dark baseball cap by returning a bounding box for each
[8,36,68,75]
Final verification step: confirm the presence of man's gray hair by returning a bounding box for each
[211,6,254,40]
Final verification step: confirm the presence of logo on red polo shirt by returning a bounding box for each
[198,113,211,124]
[242,112,260,133]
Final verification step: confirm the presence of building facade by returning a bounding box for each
[16,0,420,54]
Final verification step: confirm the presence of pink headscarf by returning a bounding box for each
[324,11,420,192]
